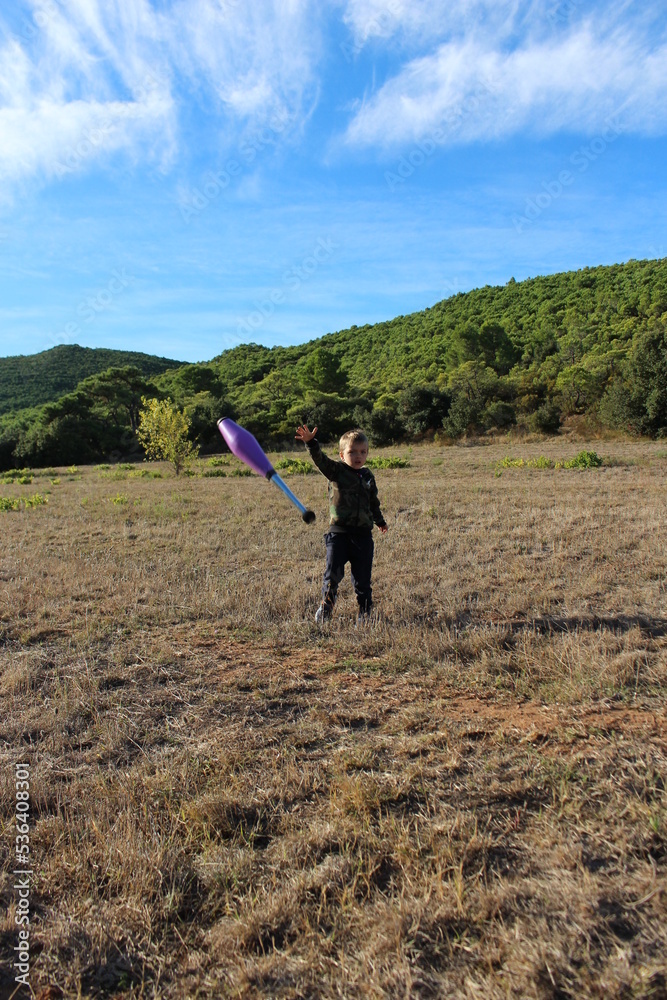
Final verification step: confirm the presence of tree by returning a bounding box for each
[136,397,198,474]
[599,324,667,435]
[12,367,154,467]
[297,347,348,394]
[398,385,450,437]
[443,362,500,437]
[366,394,405,445]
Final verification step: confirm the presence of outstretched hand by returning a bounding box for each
[295,424,318,444]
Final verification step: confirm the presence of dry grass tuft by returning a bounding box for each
[1,440,665,998]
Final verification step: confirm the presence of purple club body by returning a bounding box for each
[217,418,274,478]
[217,417,316,524]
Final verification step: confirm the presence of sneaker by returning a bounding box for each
[315,603,332,624]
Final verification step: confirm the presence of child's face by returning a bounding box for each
[340,439,368,469]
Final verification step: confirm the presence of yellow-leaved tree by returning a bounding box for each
[136,397,198,475]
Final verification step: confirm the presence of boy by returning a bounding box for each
[295,423,388,623]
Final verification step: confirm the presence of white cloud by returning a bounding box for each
[341,0,542,49]
[0,0,320,195]
[3,0,666,196]
[342,14,667,148]
[167,0,319,123]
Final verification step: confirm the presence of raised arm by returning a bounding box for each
[296,424,341,480]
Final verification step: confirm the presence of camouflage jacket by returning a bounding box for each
[306,439,386,531]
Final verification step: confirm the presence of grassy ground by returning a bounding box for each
[0,436,665,999]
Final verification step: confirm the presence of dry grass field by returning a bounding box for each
[0,434,666,999]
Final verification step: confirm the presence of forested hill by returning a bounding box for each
[1,257,665,468]
[317,257,667,391]
[0,344,184,415]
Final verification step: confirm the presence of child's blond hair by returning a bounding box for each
[339,428,368,451]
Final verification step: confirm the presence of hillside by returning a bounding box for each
[1,257,665,468]
[0,344,184,415]
[192,256,666,443]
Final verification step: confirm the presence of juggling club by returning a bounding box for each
[217,418,316,524]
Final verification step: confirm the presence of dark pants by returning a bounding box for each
[322,529,374,615]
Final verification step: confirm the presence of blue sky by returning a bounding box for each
[1,0,666,363]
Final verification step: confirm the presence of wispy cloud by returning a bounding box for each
[341,8,667,149]
[0,0,320,195]
[166,0,320,124]
[341,0,544,49]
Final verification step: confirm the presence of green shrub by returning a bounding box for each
[483,400,516,429]
[1,473,34,485]
[207,456,230,467]
[497,451,602,474]
[529,402,562,434]
[230,467,254,477]
[23,493,48,508]
[0,494,48,511]
[365,456,410,469]
[274,458,314,475]
[203,469,228,477]
[561,450,603,469]
[126,469,162,479]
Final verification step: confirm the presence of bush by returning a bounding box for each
[443,394,482,438]
[0,494,48,511]
[562,450,602,469]
[398,386,450,437]
[362,394,406,446]
[483,401,516,429]
[529,401,562,434]
[23,493,48,508]
[274,458,314,475]
[365,457,410,469]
